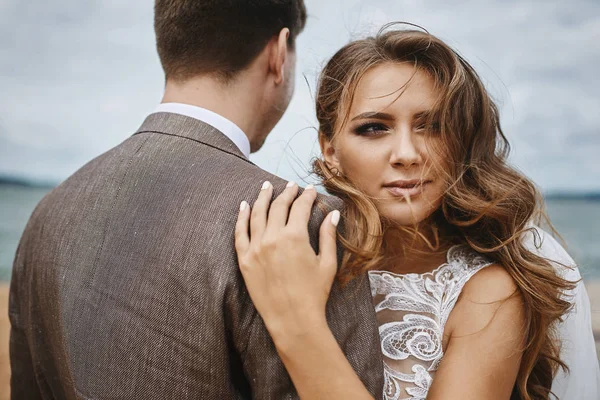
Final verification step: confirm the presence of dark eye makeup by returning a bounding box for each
[352,122,390,137]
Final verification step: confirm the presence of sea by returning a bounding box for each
[1,184,599,282]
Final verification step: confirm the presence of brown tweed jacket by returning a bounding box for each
[9,112,384,399]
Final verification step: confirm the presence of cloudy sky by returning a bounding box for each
[0,0,599,192]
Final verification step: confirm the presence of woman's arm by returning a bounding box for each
[235,181,374,399]
[271,321,375,399]
[427,265,526,400]
[235,181,527,399]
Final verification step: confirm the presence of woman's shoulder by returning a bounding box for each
[446,263,524,338]
[459,264,519,304]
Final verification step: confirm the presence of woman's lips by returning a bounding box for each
[383,181,431,198]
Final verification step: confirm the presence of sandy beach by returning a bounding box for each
[0,282,598,397]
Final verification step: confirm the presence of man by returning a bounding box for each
[9,1,383,398]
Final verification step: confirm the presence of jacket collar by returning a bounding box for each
[133,112,252,164]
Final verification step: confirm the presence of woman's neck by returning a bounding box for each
[381,223,452,275]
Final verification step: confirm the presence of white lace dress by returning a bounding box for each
[368,245,494,400]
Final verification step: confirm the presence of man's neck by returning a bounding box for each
[161,75,266,148]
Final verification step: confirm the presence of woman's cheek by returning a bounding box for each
[342,152,382,190]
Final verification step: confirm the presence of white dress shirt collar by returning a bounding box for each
[152,102,251,158]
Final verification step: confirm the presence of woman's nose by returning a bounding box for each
[389,129,422,168]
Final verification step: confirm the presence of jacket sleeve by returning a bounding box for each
[9,318,43,400]
[9,241,43,400]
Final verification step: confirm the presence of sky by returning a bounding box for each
[0,0,599,192]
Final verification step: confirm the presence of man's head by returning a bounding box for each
[154,0,307,151]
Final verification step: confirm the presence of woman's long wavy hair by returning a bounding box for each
[313,26,575,400]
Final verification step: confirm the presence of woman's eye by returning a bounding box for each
[415,121,441,133]
[353,122,389,136]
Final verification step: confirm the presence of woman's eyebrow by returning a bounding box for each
[413,110,439,120]
[351,111,395,121]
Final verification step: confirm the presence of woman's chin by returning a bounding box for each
[376,196,442,228]
[378,206,430,228]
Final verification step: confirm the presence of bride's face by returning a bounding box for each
[322,62,448,226]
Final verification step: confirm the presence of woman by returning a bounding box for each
[234,28,574,399]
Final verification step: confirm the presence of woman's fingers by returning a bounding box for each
[233,184,340,342]
[234,200,251,255]
[318,210,341,273]
[250,181,273,240]
[265,181,300,235]
[287,185,318,231]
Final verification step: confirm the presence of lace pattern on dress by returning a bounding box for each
[368,245,494,400]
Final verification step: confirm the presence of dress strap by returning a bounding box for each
[436,245,495,329]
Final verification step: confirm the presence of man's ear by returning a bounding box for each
[269,28,290,85]
[319,134,342,173]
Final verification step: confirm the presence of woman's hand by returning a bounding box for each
[235,181,374,400]
[234,181,341,345]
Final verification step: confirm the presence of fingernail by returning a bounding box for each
[240,201,248,211]
[286,181,296,188]
[331,210,341,227]
[305,184,315,191]
[261,181,272,190]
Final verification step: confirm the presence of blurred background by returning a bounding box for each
[0,0,598,396]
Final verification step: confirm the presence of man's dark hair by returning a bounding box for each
[154,0,307,81]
